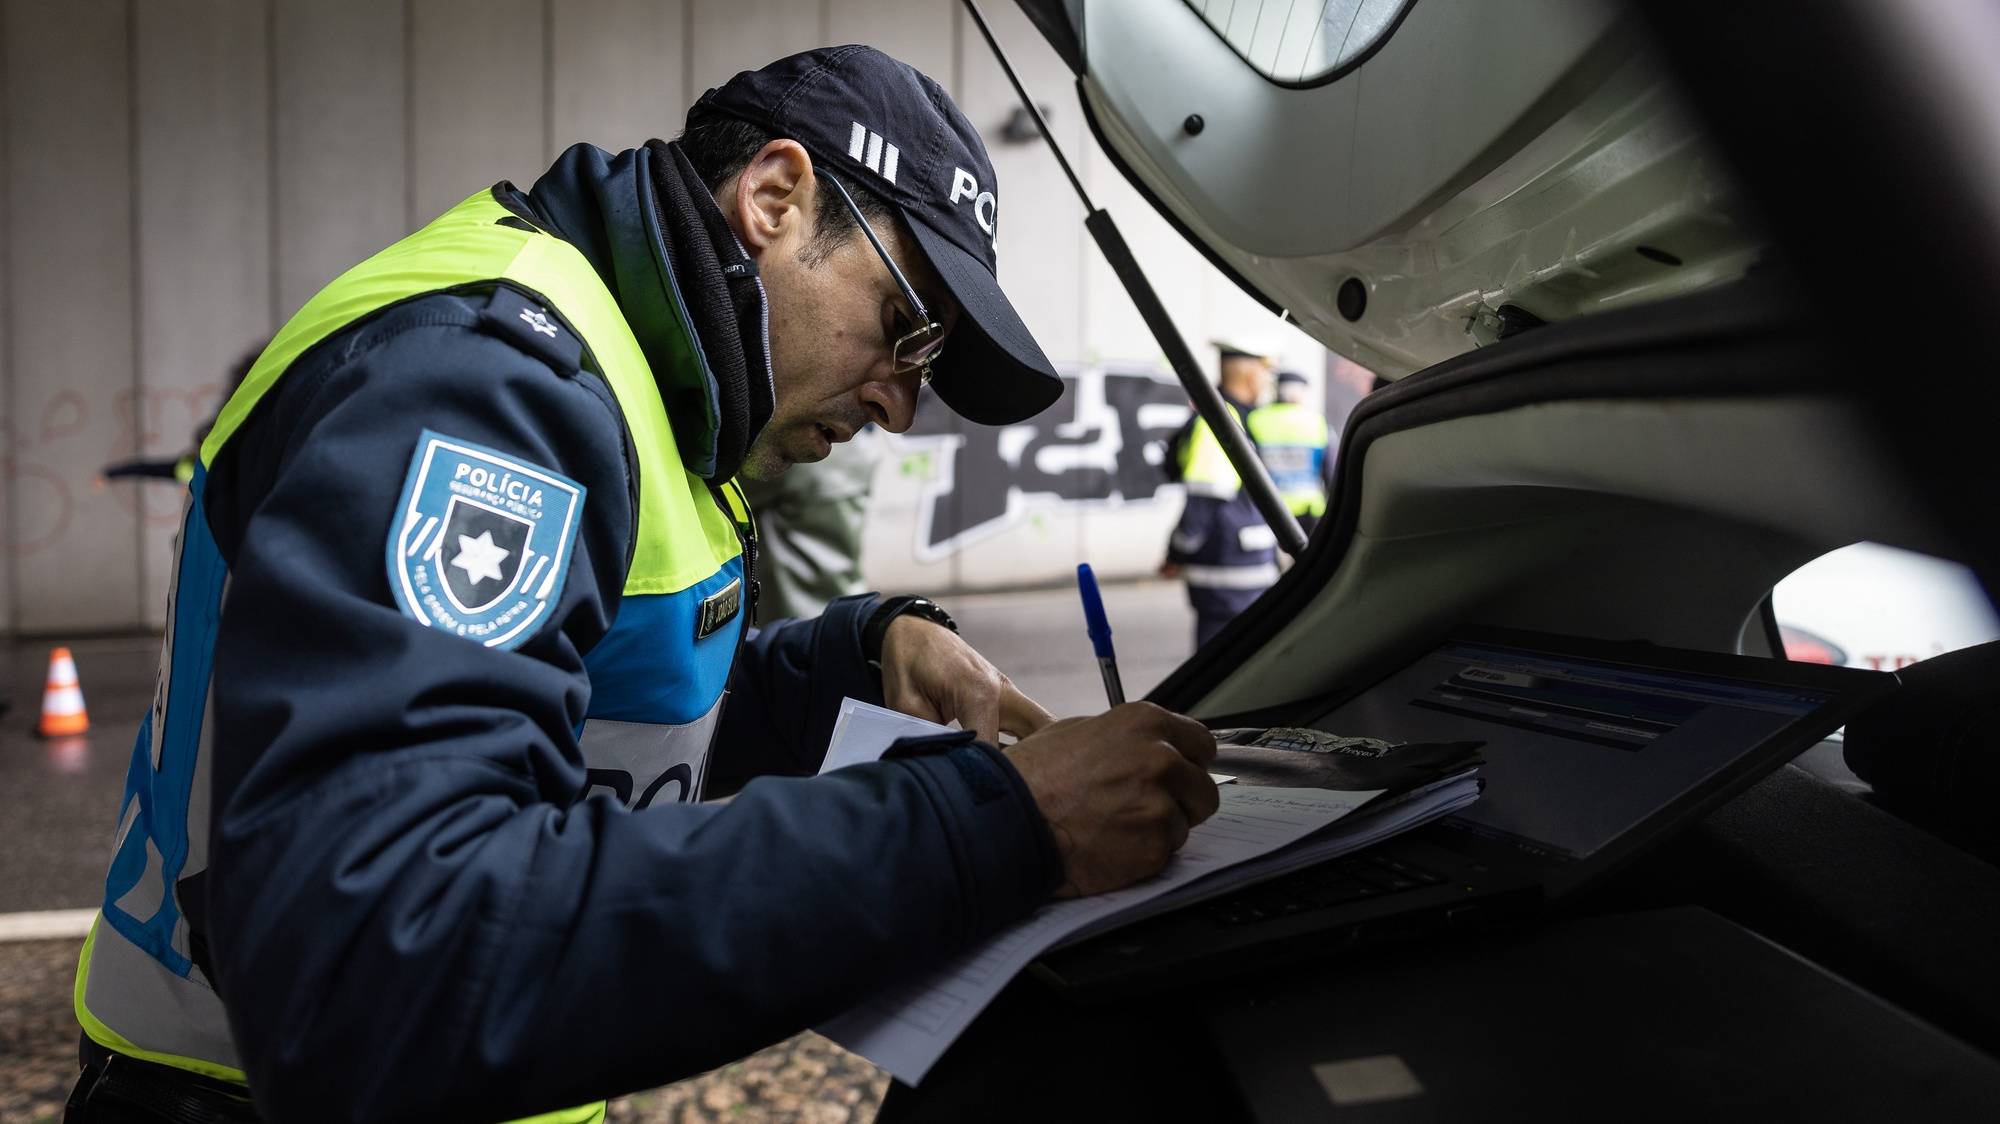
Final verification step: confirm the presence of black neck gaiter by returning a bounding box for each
[643,139,776,483]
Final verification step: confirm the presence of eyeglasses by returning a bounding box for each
[820,170,947,384]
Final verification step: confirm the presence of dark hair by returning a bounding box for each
[679,107,897,267]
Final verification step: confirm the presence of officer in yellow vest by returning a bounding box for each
[66,47,1220,1124]
[1160,341,1279,648]
[1247,370,1331,539]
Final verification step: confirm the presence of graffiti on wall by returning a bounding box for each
[893,366,1192,562]
[1,391,90,558]
[2,381,225,560]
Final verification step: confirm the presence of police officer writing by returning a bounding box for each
[68,48,1219,1124]
[1160,339,1282,648]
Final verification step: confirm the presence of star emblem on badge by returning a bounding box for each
[450,530,511,585]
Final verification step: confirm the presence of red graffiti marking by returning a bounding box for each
[3,460,74,557]
[108,383,222,526]
[38,391,88,442]
[3,390,93,557]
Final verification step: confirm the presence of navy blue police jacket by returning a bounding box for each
[197,144,1061,1122]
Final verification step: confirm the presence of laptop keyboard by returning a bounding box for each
[1201,853,1447,927]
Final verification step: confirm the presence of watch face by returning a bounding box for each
[909,599,956,630]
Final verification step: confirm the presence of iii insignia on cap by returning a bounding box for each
[696,45,1064,427]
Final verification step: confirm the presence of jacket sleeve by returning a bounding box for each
[704,596,885,798]
[201,308,1061,1124]
[1167,496,1216,564]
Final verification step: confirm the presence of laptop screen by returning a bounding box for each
[1311,640,1837,859]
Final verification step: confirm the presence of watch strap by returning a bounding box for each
[863,595,958,667]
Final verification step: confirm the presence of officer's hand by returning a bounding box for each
[1157,562,1182,580]
[1003,703,1220,898]
[880,615,1055,744]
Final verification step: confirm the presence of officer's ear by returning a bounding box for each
[729,139,813,260]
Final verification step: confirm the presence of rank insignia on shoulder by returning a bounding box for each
[482,285,583,373]
[385,429,585,650]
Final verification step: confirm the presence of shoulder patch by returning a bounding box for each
[480,284,585,373]
[386,429,586,650]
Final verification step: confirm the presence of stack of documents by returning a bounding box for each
[813,700,1482,1085]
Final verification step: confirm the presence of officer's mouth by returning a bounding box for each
[805,423,839,461]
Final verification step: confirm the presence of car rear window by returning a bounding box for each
[1773,542,1999,672]
[1185,0,1415,85]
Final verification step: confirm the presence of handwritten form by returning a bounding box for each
[818,719,1382,1084]
[811,697,1478,1084]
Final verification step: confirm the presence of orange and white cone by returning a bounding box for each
[38,647,89,737]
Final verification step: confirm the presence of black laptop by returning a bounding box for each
[1034,627,1893,995]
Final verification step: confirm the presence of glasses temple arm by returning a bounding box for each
[820,170,931,323]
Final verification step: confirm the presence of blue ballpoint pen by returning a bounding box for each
[1075,563,1126,707]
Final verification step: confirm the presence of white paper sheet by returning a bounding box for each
[1055,777,1482,946]
[818,696,1235,784]
[807,696,1478,1086]
[818,698,953,775]
[817,784,1386,1085]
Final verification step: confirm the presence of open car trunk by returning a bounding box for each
[1005,0,2000,1072]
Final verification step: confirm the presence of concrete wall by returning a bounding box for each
[0,0,1332,634]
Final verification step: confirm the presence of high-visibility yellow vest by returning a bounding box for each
[1247,401,1329,517]
[74,187,759,1124]
[1176,415,1245,499]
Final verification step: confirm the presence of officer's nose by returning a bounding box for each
[858,369,919,434]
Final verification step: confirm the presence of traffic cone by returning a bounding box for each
[38,647,89,737]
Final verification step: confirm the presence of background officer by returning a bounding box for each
[1160,339,1280,647]
[1249,370,1332,539]
[66,47,1219,1124]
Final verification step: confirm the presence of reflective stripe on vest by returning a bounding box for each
[1247,402,1328,518]
[79,188,745,1123]
[1181,561,1282,589]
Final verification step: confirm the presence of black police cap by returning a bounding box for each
[695,45,1062,426]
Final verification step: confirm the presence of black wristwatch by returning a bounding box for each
[863,595,958,669]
